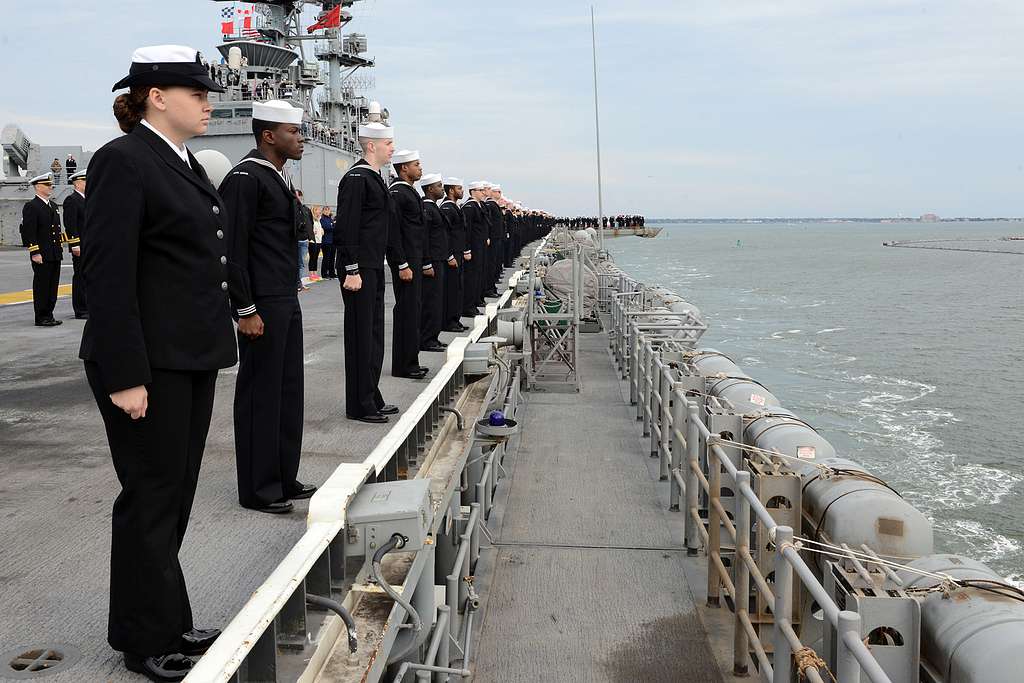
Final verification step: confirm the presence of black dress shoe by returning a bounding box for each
[378,404,400,415]
[288,483,317,500]
[397,369,429,380]
[180,627,220,656]
[35,319,61,327]
[74,313,89,319]
[124,653,194,682]
[420,343,447,352]
[347,413,389,424]
[244,501,294,514]
[442,325,463,332]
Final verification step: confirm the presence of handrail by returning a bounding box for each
[187,272,524,683]
[609,269,893,683]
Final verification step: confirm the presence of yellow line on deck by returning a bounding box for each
[0,284,73,306]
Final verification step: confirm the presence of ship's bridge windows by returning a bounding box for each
[234,107,253,118]
[212,109,234,120]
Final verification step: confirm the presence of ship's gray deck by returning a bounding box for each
[471,331,725,682]
[0,247,494,682]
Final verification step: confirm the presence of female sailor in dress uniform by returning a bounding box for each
[78,45,237,682]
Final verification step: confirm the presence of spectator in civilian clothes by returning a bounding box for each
[308,205,323,281]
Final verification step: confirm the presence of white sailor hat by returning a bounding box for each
[358,122,393,139]
[253,99,304,125]
[467,180,488,191]
[29,172,54,185]
[392,149,420,165]
[491,184,502,192]
[68,169,88,182]
[443,177,464,187]
[420,173,443,186]
[112,45,224,93]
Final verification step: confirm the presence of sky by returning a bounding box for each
[3,0,1024,218]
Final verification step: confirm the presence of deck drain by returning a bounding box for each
[3,645,80,679]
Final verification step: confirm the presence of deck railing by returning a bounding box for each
[185,272,525,683]
[607,270,894,683]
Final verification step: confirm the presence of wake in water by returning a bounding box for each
[808,367,1022,566]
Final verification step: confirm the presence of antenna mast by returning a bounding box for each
[590,6,605,250]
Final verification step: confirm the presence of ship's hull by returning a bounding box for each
[599,226,662,239]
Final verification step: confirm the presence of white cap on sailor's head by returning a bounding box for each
[491,184,502,192]
[112,44,223,93]
[419,173,442,186]
[253,99,304,125]
[29,172,54,185]
[467,180,488,191]
[69,169,88,182]
[392,149,420,165]
[358,122,394,139]
[444,177,464,187]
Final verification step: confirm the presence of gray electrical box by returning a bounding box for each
[345,479,432,556]
[463,342,492,375]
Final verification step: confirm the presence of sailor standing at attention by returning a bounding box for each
[220,99,316,515]
[388,149,428,379]
[63,168,88,319]
[461,180,490,315]
[419,172,451,352]
[22,172,63,326]
[337,122,400,424]
[439,177,469,332]
[78,45,236,681]
[483,182,504,296]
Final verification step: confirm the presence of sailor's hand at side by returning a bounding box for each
[238,313,264,340]
[71,247,80,257]
[398,267,413,282]
[424,266,435,278]
[343,274,362,291]
[31,254,42,264]
[110,385,148,420]
[486,238,491,246]
[464,252,472,262]
[448,257,458,268]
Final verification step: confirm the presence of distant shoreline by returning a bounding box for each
[648,217,1023,224]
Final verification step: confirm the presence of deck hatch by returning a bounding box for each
[3,644,80,679]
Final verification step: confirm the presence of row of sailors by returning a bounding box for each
[46,44,555,682]
[336,143,552,420]
[562,214,646,228]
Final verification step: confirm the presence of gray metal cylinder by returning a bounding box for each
[690,348,744,377]
[689,349,781,412]
[802,457,933,564]
[742,409,836,476]
[743,406,932,564]
[898,554,1024,683]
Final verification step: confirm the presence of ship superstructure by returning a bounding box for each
[0,0,383,244]
[192,0,386,205]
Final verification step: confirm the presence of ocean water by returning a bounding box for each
[610,221,1024,580]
